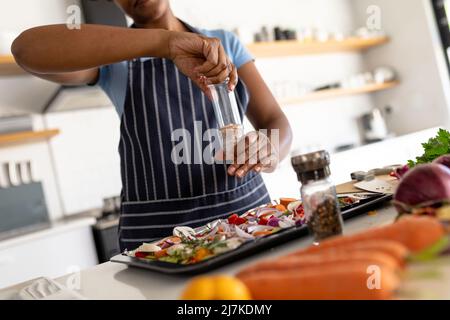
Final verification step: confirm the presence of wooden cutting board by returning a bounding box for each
[336,175,399,195]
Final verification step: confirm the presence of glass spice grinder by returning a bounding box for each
[208,81,244,159]
[291,150,344,243]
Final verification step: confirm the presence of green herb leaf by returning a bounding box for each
[408,129,450,167]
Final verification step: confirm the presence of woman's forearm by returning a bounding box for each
[12,24,170,74]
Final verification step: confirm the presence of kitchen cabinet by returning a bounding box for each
[247,36,389,58]
[0,217,97,289]
[280,81,398,105]
[0,129,59,147]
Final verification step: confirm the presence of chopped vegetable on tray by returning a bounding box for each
[126,196,369,265]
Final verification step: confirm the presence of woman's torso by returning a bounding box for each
[98,26,271,251]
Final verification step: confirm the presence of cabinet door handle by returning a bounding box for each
[0,163,9,189]
[7,162,21,187]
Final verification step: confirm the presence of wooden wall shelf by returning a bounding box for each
[0,129,60,147]
[280,81,399,105]
[0,55,25,76]
[247,36,389,58]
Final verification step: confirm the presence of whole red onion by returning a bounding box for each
[394,163,450,213]
[393,165,410,179]
[433,155,450,169]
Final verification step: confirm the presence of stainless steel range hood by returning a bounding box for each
[0,0,127,117]
[43,86,112,113]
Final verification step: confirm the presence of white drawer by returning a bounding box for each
[0,225,98,289]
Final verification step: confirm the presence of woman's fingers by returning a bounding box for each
[234,132,259,162]
[227,133,255,175]
[195,37,221,74]
[259,153,279,173]
[206,66,232,86]
[195,38,236,88]
[227,132,272,178]
[202,46,228,78]
[235,163,259,178]
[253,164,263,173]
[168,32,238,93]
[228,63,238,91]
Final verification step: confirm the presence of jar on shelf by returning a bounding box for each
[291,150,343,243]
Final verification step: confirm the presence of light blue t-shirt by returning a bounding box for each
[98,28,253,116]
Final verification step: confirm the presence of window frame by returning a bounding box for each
[432,0,450,73]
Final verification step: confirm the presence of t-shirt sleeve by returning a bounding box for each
[223,31,254,69]
[97,65,111,97]
[97,62,128,117]
[97,65,109,89]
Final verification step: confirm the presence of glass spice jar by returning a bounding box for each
[291,150,343,243]
[208,81,243,160]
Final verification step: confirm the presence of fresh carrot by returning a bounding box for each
[194,248,211,261]
[238,263,400,300]
[288,239,409,266]
[253,231,273,237]
[236,250,401,278]
[154,249,168,259]
[297,216,444,253]
[268,204,287,212]
[280,198,297,207]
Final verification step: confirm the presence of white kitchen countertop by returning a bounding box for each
[0,205,397,300]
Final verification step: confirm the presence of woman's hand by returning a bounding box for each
[167,31,238,93]
[224,131,280,179]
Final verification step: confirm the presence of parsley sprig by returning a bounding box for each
[408,129,450,167]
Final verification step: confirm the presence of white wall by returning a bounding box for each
[0,0,79,31]
[351,0,450,135]
[171,0,356,33]
[45,107,122,215]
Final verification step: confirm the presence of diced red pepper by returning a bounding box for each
[234,217,247,225]
[228,214,239,224]
[228,214,246,225]
[258,217,269,225]
[135,252,148,259]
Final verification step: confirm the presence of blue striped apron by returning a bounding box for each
[118,38,271,252]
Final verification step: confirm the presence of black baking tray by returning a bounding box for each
[111,194,392,275]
